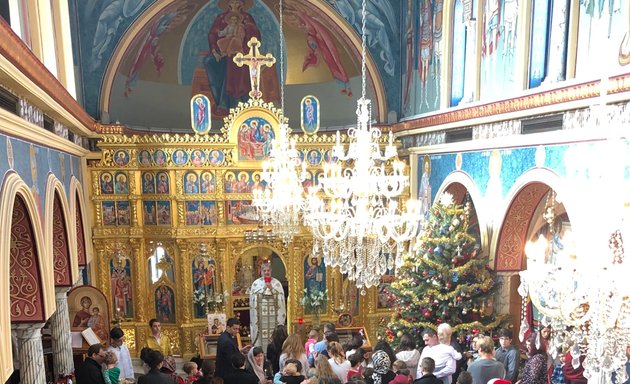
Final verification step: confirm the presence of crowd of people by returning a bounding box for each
[75,317,601,384]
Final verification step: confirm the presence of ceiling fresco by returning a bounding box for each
[69,0,401,132]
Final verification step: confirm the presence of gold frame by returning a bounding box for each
[198,332,242,359]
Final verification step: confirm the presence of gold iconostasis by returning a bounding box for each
[87,99,403,357]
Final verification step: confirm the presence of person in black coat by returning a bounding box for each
[138,349,178,384]
[224,353,260,384]
[412,358,443,384]
[75,343,106,384]
[217,318,252,378]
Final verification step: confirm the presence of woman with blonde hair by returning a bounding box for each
[279,333,308,376]
[327,341,351,383]
[313,355,342,384]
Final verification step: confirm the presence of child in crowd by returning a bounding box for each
[347,353,363,381]
[455,371,472,384]
[412,358,442,384]
[103,351,120,384]
[280,361,306,384]
[305,329,319,359]
[184,361,202,383]
[392,360,412,384]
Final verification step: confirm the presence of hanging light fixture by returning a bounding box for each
[303,0,422,291]
[252,0,307,245]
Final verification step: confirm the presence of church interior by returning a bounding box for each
[0,0,629,383]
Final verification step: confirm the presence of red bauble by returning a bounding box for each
[436,318,443,323]
[451,258,458,264]
[447,282,452,289]
[423,311,431,318]
[423,271,429,277]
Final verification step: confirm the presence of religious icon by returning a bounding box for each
[233,37,276,100]
[186,201,201,225]
[184,172,200,194]
[191,149,206,166]
[208,149,224,165]
[100,172,114,194]
[157,201,171,225]
[114,172,128,194]
[172,149,188,165]
[207,313,226,334]
[138,150,152,166]
[237,117,275,161]
[154,149,167,166]
[110,258,134,318]
[224,171,236,193]
[68,285,110,343]
[143,201,157,225]
[307,149,321,166]
[102,201,116,226]
[419,155,432,219]
[304,256,325,307]
[200,172,215,193]
[226,200,259,224]
[191,94,211,135]
[193,257,218,318]
[251,172,265,192]
[201,201,217,225]
[155,285,176,323]
[113,150,130,166]
[142,172,155,194]
[301,95,320,134]
[156,172,170,194]
[116,201,130,225]
[235,171,250,193]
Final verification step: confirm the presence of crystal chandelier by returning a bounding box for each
[304,0,422,291]
[252,0,307,245]
[518,135,630,383]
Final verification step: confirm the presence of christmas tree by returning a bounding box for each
[383,192,506,345]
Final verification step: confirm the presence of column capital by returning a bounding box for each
[12,323,45,339]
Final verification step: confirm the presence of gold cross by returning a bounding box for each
[233,37,276,100]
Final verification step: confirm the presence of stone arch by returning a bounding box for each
[491,168,571,272]
[434,171,489,258]
[45,175,78,287]
[69,176,89,268]
[0,173,56,381]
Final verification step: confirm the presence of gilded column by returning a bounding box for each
[50,289,74,378]
[13,323,46,384]
[177,239,192,323]
[131,239,147,323]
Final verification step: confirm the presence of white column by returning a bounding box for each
[13,323,46,384]
[50,289,74,378]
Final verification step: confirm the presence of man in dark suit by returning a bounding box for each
[75,343,106,384]
[216,317,251,378]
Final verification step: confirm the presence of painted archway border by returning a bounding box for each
[0,172,57,381]
[434,171,489,259]
[70,176,91,270]
[99,0,388,123]
[44,174,79,286]
[490,168,577,272]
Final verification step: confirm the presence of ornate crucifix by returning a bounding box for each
[233,37,276,100]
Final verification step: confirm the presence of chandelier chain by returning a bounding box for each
[360,0,367,100]
[279,0,285,114]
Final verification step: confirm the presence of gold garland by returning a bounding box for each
[393,314,510,333]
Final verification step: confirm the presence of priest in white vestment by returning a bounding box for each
[249,262,286,348]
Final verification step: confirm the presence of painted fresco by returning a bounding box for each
[110,259,134,318]
[157,201,172,225]
[576,1,629,77]
[142,172,156,194]
[480,0,520,100]
[155,285,176,323]
[156,172,170,194]
[185,201,218,225]
[325,0,400,111]
[224,170,264,193]
[184,171,200,194]
[301,95,320,134]
[143,201,158,225]
[529,0,569,88]
[183,0,280,118]
[450,0,477,106]
[225,200,260,224]
[237,117,275,161]
[303,256,326,315]
[401,0,443,116]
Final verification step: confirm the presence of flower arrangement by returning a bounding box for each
[300,288,327,314]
